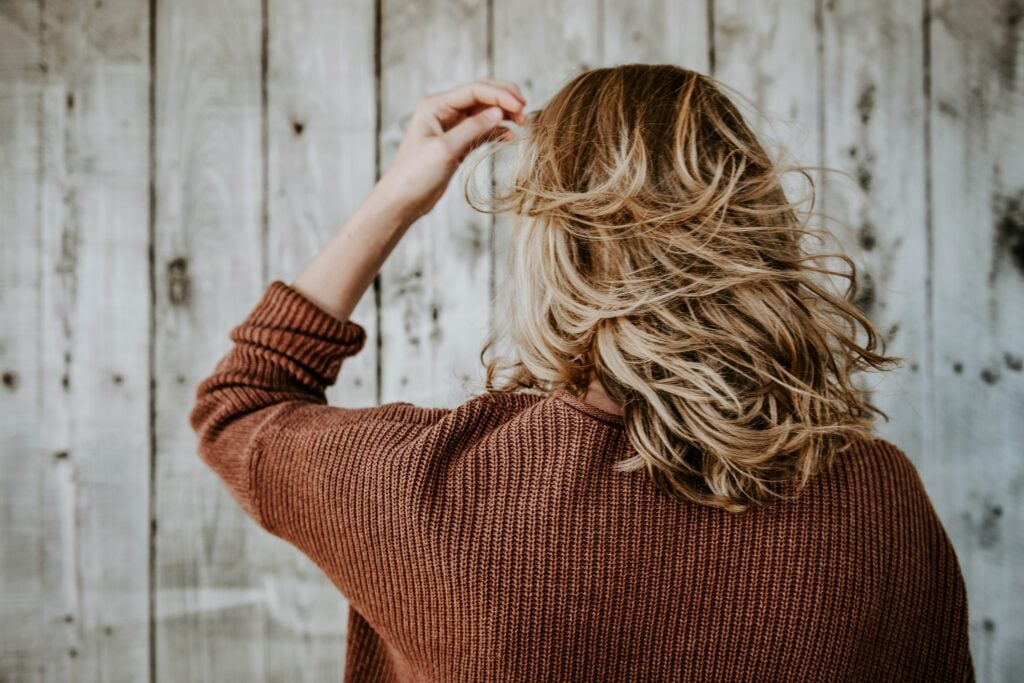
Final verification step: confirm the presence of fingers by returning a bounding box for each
[477,77,526,105]
[441,106,508,158]
[428,80,527,124]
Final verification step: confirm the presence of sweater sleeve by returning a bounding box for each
[188,280,452,604]
[874,441,976,682]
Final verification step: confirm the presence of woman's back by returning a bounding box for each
[190,281,972,681]
[191,63,975,680]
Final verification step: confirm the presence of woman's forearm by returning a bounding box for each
[293,79,525,321]
[292,180,419,322]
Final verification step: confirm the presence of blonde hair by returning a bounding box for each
[464,64,902,513]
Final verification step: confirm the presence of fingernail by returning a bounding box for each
[484,107,503,121]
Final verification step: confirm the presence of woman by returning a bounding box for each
[191,64,974,681]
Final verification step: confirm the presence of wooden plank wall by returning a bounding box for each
[1,0,1021,680]
[1,1,150,681]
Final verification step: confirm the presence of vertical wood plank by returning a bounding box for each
[928,0,1024,678]
[378,0,491,406]
[263,0,379,676]
[152,1,276,680]
[820,1,931,477]
[266,0,378,409]
[490,0,710,303]
[0,2,1017,680]
[1,1,150,681]
[492,0,600,108]
[712,0,821,174]
[490,0,601,303]
[601,0,710,70]
[0,3,63,680]
[39,3,152,679]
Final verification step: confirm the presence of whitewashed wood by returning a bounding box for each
[378,0,492,406]
[490,0,602,316]
[0,4,64,681]
[152,0,285,680]
[263,0,379,677]
[929,1,1024,679]
[712,0,820,179]
[0,1,1022,679]
[266,0,378,409]
[494,0,601,110]
[0,1,150,681]
[38,3,152,679]
[821,2,931,479]
[602,0,710,70]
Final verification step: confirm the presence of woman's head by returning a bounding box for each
[466,63,901,513]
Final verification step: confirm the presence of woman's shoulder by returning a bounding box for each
[476,388,555,416]
[825,435,932,498]
[803,435,949,536]
[361,389,550,431]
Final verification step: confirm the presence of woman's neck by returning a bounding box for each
[582,375,625,416]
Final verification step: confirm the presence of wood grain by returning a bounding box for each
[1,0,1021,679]
[490,0,602,313]
[821,1,931,476]
[266,0,378,407]
[377,0,492,406]
[713,0,821,176]
[602,0,710,70]
[0,1,150,681]
[263,0,379,676]
[928,0,1024,678]
[1,3,65,680]
[151,0,275,679]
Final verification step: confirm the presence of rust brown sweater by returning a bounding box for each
[190,280,975,682]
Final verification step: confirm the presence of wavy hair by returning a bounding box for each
[463,64,903,513]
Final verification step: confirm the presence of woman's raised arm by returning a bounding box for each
[292,78,525,322]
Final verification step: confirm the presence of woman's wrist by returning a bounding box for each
[368,174,427,226]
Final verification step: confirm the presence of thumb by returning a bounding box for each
[443,106,505,157]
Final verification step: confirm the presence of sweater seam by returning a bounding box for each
[552,389,625,428]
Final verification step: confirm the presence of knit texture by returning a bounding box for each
[190,280,975,682]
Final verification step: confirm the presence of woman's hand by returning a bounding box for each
[292,79,527,322]
[377,78,527,220]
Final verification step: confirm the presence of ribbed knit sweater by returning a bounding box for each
[190,280,974,682]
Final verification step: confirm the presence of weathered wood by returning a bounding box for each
[713,0,821,178]
[151,0,277,680]
[0,3,63,680]
[266,0,378,409]
[378,0,492,406]
[602,0,710,70]
[493,0,601,109]
[0,1,150,681]
[820,1,931,477]
[928,1,1024,679]
[263,0,380,676]
[2,1,1022,679]
[489,0,602,318]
